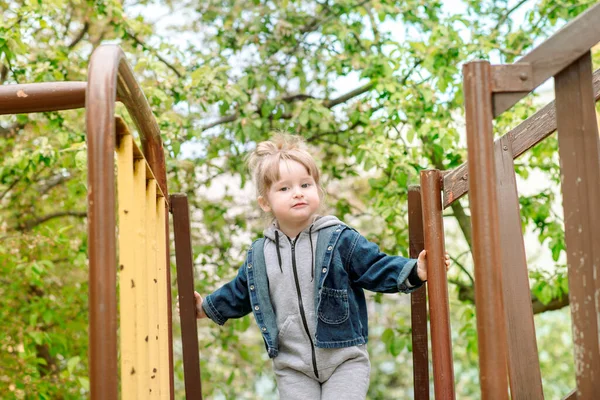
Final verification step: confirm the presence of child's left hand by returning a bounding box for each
[416,250,450,282]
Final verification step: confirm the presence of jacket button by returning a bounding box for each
[262,327,267,332]
[336,228,340,232]
[250,285,255,290]
[254,305,260,311]
[322,268,327,273]
[327,246,333,251]
[248,263,252,269]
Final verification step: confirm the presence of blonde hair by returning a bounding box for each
[247,132,321,199]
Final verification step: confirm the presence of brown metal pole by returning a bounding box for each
[86,47,119,400]
[554,51,600,398]
[408,186,429,400]
[463,60,509,399]
[0,82,86,115]
[171,194,203,400]
[420,170,454,399]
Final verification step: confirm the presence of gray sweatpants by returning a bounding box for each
[274,350,371,400]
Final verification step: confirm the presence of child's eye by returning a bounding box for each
[301,183,311,188]
[279,187,288,192]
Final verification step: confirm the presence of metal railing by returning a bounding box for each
[86,43,173,400]
[409,3,600,399]
[171,194,203,400]
[0,44,175,399]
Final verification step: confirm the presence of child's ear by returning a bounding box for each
[258,196,271,212]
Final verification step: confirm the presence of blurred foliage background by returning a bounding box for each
[1,0,599,398]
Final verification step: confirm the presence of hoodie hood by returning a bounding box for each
[263,215,343,242]
[263,215,343,281]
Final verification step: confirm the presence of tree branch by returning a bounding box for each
[454,280,569,314]
[0,122,24,138]
[0,177,22,202]
[125,30,183,78]
[202,113,239,131]
[306,104,384,143]
[19,211,87,231]
[531,293,569,314]
[200,57,420,132]
[1,63,8,84]
[67,21,90,49]
[324,82,374,108]
[449,253,474,286]
[63,7,73,40]
[299,0,371,34]
[2,58,17,83]
[35,343,57,377]
[200,82,374,131]
[283,0,371,71]
[281,93,317,103]
[37,173,73,195]
[495,0,531,31]
[365,6,381,53]
[450,199,473,253]
[90,27,107,48]
[281,81,374,110]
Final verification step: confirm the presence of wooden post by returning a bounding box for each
[554,51,600,398]
[494,137,544,399]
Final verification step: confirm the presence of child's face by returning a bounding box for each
[258,159,320,230]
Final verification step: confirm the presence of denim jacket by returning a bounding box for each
[202,224,422,358]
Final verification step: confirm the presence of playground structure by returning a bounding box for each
[1,2,600,399]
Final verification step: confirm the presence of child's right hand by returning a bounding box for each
[176,291,207,319]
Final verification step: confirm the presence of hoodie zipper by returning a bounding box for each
[288,234,319,379]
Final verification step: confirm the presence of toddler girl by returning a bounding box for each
[188,133,447,399]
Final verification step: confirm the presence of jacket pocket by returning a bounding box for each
[318,287,349,324]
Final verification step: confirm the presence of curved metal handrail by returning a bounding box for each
[85,44,172,399]
[87,45,167,196]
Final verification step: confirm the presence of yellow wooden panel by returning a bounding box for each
[156,197,171,398]
[131,134,166,201]
[116,132,138,398]
[133,158,150,398]
[146,179,159,398]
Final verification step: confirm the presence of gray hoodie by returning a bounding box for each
[263,215,369,381]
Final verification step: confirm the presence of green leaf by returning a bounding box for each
[28,331,44,346]
[67,356,81,375]
[78,377,90,391]
[381,328,394,345]
[390,335,405,357]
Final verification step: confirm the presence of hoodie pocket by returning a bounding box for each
[275,314,312,370]
[318,287,349,324]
